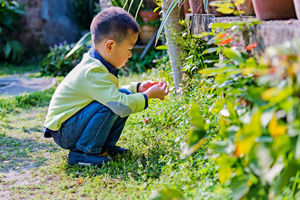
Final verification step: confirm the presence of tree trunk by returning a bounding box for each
[162,0,185,90]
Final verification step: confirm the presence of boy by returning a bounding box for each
[44,7,169,167]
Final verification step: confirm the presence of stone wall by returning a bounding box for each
[15,0,81,54]
[186,14,300,55]
[15,0,47,54]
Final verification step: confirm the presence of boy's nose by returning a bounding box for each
[128,51,132,58]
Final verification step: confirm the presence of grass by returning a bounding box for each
[0,60,41,77]
[0,70,230,199]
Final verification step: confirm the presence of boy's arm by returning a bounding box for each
[120,82,140,93]
[86,68,146,117]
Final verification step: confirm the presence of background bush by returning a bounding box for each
[40,41,90,77]
[0,0,25,63]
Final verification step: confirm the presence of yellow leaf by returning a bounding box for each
[217,7,234,14]
[261,87,279,101]
[218,155,232,184]
[77,179,84,184]
[234,110,262,157]
[153,7,160,12]
[210,2,233,7]
[234,137,255,158]
[234,0,245,6]
[241,67,256,76]
[268,115,286,137]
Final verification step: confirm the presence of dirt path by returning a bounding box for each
[0,77,56,96]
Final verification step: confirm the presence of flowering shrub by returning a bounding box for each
[40,41,89,76]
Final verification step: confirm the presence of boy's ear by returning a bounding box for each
[105,39,115,53]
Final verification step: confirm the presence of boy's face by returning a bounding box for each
[109,32,138,69]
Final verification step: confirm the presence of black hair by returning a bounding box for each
[90,7,140,44]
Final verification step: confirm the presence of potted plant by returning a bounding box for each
[137,0,161,45]
[252,0,297,20]
[137,14,160,45]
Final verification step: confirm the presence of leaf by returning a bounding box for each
[209,2,233,8]
[213,139,235,154]
[198,66,239,76]
[77,179,84,184]
[65,32,91,58]
[203,47,218,54]
[150,188,185,200]
[182,103,207,156]
[155,0,179,46]
[268,115,286,138]
[4,41,12,58]
[211,22,233,29]
[210,99,225,114]
[193,32,214,38]
[234,109,262,157]
[156,45,168,50]
[231,176,250,200]
[261,87,279,101]
[222,48,243,65]
[190,103,205,128]
[274,160,300,195]
[217,7,234,14]
[159,70,173,87]
[218,154,232,184]
[234,0,245,6]
[261,87,293,104]
[226,98,237,119]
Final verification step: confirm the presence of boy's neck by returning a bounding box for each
[94,45,110,65]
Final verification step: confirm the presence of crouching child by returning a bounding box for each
[43,7,169,167]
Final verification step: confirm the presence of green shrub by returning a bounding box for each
[123,50,164,75]
[40,41,90,77]
[0,0,25,63]
[184,10,300,198]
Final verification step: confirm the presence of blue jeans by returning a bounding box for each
[55,89,132,154]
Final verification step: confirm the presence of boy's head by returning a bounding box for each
[91,7,140,68]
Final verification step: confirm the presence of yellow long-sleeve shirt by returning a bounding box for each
[44,53,146,131]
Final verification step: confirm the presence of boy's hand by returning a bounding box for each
[143,81,169,100]
[138,80,159,93]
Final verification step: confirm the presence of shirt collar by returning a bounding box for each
[89,46,119,77]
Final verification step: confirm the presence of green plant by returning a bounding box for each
[68,0,99,31]
[40,41,90,77]
[137,16,161,27]
[111,0,140,16]
[176,19,219,76]
[180,4,300,198]
[0,0,25,63]
[122,50,164,74]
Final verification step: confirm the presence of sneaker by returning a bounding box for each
[103,146,128,156]
[68,150,111,167]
